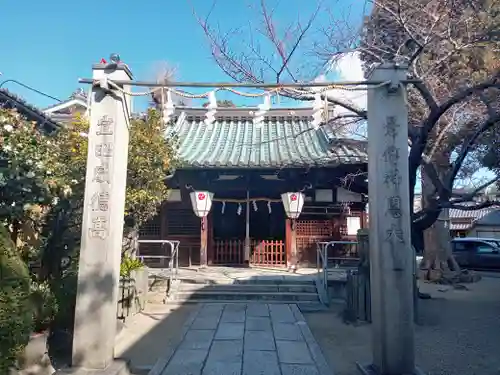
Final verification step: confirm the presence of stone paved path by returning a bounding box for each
[151,303,331,375]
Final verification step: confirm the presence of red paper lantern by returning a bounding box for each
[281,192,305,219]
[190,191,214,218]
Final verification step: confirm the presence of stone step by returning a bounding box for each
[177,283,317,293]
[296,302,332,312]
[171,290,319,302]
[232,278,315,285]
[129,367,150,375]
[177,278,316,286]
[164,299,322,305]
[147,289,321,305]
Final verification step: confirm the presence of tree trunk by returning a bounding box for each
[420,168,460,281]
[10,219,20,245]
[122,224,139,258]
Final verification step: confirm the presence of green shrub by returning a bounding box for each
[30,279,58,333]
[120,255,144,278]
[0,225,33,373]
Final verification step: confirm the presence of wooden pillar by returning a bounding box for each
[285,219,292,264]
[207,213,214,265]
[160,203,170,268]
[285,219,297,267]
[200,217,208,267]
[244,190,250,265]
[357,229,370,266]
[160,202,167,240]
[360,204,369,229]
[357,228,371,322]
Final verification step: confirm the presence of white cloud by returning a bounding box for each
[314,52,367,138]
[324,52,367,115]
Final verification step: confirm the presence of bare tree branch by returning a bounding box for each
[191,0,500,237]
[450,176,500,203]
[448,113,500,186]
[258,0,322,82]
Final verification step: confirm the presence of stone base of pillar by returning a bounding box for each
[287,262,298,273]
[357,363,426,375]
[55,360,130,375]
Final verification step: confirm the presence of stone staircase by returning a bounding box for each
[147,277,322,305]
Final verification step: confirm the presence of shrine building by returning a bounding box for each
[138,106,368,268]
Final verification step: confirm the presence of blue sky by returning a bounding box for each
[0,0,366,111]
[1,1,494,191]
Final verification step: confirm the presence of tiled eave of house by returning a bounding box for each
[43,88,88,115]
[0,89,60,133]
[449,204,499,231]
[450,223,473,231]
[413,193,500,231]
[449,206,497,220]
[167,107,368,169]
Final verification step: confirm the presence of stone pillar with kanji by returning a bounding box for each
[69,63,132,373]
[362,63,421,375]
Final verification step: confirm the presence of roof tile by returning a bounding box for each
[169,116,367,168]
[450,223,472,230]
[0,89,60,132]
[449,206,496,219]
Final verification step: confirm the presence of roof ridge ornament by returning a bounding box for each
[162,89,175,125]
[204,91,217,130]
[70,88,87,100]
[253,93,271,129]
[311,93,323,130]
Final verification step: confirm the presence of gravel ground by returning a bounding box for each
[305,276,500,375]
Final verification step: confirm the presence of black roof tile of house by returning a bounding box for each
[0,89,60,133]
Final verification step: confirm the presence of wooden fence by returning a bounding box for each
[213,239,286,267]
[250,240,286,267]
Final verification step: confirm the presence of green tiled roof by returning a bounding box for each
[169,111,367,169]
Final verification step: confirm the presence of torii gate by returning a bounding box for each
[66,58,420,375]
